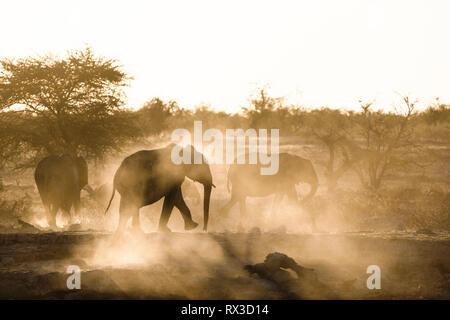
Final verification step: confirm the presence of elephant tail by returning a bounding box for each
[104,185,116,215]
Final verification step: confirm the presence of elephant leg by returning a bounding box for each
[40,195,52,225]
[73,198,81,224]
[220,193,239,216]
[285,185,299,205]
[62,202,75,226]
[42,200,51,225]
[46,203,58,230]
[237,197,247,231]
[158,189,177,232]
[60,206,71,227]
[270,193,284,217]
[130,205,143,234]
[301,183,318,204]
[115,198,133,235]
[174,187,198,231]
[285,186,317,231]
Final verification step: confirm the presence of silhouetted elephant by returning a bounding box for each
[220,153,319,229]
[34,154,93,229]
[105,144,214,233]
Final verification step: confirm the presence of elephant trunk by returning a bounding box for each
[83,184,95,195]
[302,182,318,203]
[203,184,212,231]
[300,160,319,203]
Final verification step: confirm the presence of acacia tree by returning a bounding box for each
[0,48,139,167]
[242,88,303,135]
[135,97,180,136]
[242,88,286,129]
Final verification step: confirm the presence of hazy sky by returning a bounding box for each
[1,0,449,112]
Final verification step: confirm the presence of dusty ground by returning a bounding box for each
[0,230,448,299]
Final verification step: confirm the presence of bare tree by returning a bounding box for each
[308,108,356,191]
[352,97,419,190]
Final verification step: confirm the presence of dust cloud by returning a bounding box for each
[0,138,449,299]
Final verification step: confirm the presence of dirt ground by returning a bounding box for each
[0,230,448,299]
[0,142,448,300]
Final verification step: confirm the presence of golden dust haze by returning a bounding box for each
[1,0,450,111]
[0,0,449,302]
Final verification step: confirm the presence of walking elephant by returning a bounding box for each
[34,154,93,229]
[105,144,215,233]
[220,153,319,229]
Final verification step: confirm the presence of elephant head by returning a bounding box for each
[283,154,319,202]
[183,145,215,231]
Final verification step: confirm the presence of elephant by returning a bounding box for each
[105,144,215,233]
[34,154,93,229]
[220,153,319,229]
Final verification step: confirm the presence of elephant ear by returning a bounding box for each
[293,157,318,185]
[75,156,89,188]
[279,154,301,181]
